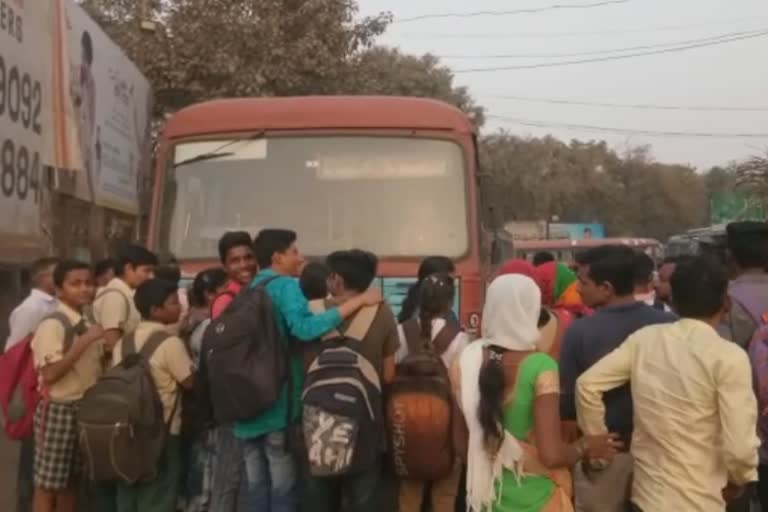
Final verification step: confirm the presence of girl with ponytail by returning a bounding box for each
[396,273,469,368]
[395,273,470,511]
[453,274,620,512]
[398,256,456,324]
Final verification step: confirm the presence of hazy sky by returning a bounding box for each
[358,0,768,170]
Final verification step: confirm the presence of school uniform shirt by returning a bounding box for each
[31,303,103,403]
[5,289,57,352]
[395,317,470,369]
[92,277,141,336]
[576,319,759,512]
[112,321,193,435]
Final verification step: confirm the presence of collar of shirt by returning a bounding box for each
[635,292,656,306]
[732,272,768,285]
[673,317,721,337]
[597,301,648,315]
[30,288,56,305]
[58,302,85,325]
[137,320,168,335]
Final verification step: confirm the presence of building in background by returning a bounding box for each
[0,0,151,347]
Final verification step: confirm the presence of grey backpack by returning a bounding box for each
[77,331,173,484]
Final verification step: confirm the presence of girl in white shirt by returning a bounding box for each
[395,273,469,512]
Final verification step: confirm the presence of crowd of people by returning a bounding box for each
[4,221,768,512]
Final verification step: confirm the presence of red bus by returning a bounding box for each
[147,96,486,333]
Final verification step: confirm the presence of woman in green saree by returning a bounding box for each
[452,274,620,511]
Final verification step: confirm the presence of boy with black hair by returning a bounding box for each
[93,259,116,288]
[632,252,666,311]
[302,249,398,512]
[532,251,555,267]
[112,279,193,512]
[208,232,257,512]
[721,221,768,349]
[92,245,158,351]
[560,245,675,511]
[211,231,257,320]
[577,256,759,511]
[90,245,157,512]
[236,229,382,511]
[300,262,330,302]
[31,261,104,512]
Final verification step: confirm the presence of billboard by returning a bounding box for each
[0,0,51,244]
[710,192,764,225]
[49,0,152,215]
[550,223,605,240]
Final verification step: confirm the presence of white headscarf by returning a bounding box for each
[459,274,542,511]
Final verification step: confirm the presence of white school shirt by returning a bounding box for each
[5,289,57,352]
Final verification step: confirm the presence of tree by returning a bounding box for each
[735,152,768,197]
[337,47,484,127]
[79,0,391,117]
[479,131,708,240]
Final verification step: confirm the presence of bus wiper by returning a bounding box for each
[174,131,265,168]
[175,151,235,168]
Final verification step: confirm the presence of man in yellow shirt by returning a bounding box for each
[576,256,759,511]
[112,278,193,512]
[31,261,104,512]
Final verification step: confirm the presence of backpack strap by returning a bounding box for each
[43,312,79,352]
[210,290,237,317]
[344,305,379,341]
[95,288,132,322]
[311,300,378,342]
[256,275,283,289]
[138,331,172,360]
[120,330,171,360]
[432,321,462,357]
[402,318,426,354]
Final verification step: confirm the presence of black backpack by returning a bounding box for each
[78,331,173,484]
[302,303,383,476]
[201,276,287,424]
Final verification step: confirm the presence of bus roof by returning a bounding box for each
[163,96,475,139]
[514,237,661,250]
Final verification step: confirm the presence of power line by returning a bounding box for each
[438,30,765,59]
[392,18,764,38]
[482,94,768,112]
[454,30,768,73]
[393,0,629,24]
[487,115,768,139]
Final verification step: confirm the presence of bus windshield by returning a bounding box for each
[156,135,469,259]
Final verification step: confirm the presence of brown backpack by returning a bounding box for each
[386,318,461,481]
[77,331,173,484]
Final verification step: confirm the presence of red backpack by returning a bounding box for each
[0,313,75,440]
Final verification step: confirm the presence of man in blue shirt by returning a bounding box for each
[235,229,381,512]
[561,245,675,511]
[561,245,675,442]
